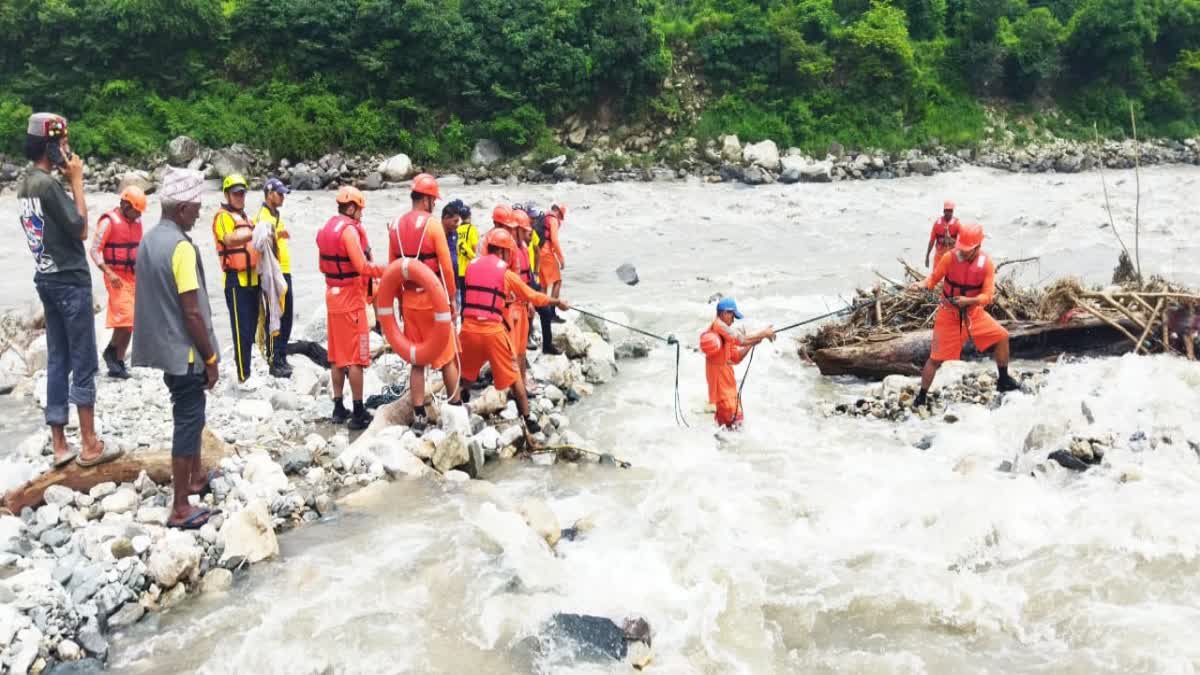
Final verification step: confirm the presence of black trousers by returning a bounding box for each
[270,272,294,363]
[224,272,260,382]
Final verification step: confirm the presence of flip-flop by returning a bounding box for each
[53,449,79,468]
[167,507,212,530]
[75,443,124,468]
[196,469,224,498]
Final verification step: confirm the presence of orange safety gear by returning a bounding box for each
[942,252,989,301]
[943,200,955,211]
[699,330,722,356]
[931,216,961,252]
[376,259,453,365]
[514,210,532,230]
[553,203,567,219]
[389,210,442,289]
[461,254,509,322]
[512,241,533,285]
[212,206,258,272]
[412,173,441,199]
[956,223,984,250]
[492,204,514,227]
[98,207,142,272]
[316,215,371,287]
[483,227,517,254]
[335,185,366,209]
[119,186,147,213]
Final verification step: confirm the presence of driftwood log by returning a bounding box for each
[2,429,232,513]
[810,318,1139,379]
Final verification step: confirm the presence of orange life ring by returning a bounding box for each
[375,258,453,366]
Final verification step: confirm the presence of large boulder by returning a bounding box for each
[909,157,939,176]
[742,139,780,171]
[210,144,256,179]
[581,334,618,384]
[219,500,279,564]
[799,160,833,183]
[166,136,201,166]
[289,164,323,191]
[146,531,202,587]
[741,165,774,185]
[471,139,503,166]
[432,431,470,474]
[778,155,806,184]
[540,155,568,174]
[720,135,742,163]
[552,323,592,359]
[117,170,155,195]
[242,451,289,495]
[378,154,414,182]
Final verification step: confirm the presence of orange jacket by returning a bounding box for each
[326,226,383,314]
[389,208,457,311]
[924,251,996,307]
[704,319,744,407]
[463,271,552,336]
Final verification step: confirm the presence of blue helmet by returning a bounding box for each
[716,297,744,320]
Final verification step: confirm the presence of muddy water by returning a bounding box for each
[4,165,1200,673]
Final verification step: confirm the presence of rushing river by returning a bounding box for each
[4,165,1200,673]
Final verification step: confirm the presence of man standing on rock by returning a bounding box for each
[458,227,568,434]
[89,186,146,379]
[541,203,567,324]
[454,201,479,314]
[131,168,220,529]
[701,298,775,429]
[317,187,384,430]
[17,113,119,468]
[388,173,460,432]
[212,174,259,382]
[255,178,293,378]
[925,200,960,268]
[910,223,1020,408]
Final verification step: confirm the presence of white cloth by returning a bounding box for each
[160,168,204,203]
[253,220,288,335]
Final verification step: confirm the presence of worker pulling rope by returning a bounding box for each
[570,306,689,428]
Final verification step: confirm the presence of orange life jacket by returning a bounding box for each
[316,215,370,288]
[932,216,960,249]
[943,253,989,300]
[512,244,533,286]
[99,208,142,272]
[462,254,508,322]
[389,210,440,291]
[212,206,259,272]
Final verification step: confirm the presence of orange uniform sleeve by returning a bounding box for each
[89,214,112,268]
[341,226,383,278]
[548,216,564,262]
[924,252,952,290]
[504,271,552,307]
[977,257,996,306]
[430,221,457,303]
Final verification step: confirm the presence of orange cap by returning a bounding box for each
[943,200,955,210]
[514,210,532,230]
[699,331,722,356]
[486,227,517,254]
[412,173,440,199]
[119,186,147,213]
[956,223,984,250]
[492,204,514,227]
[336,185,366,209]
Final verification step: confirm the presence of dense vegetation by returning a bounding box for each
[1,0,1197,161]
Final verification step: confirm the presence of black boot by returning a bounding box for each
[348,401,373,431]
[997,371,1021,392]
[270,355,293,379]
[103,346,130,379]
[331,398,350,424]
[411,404,429,435]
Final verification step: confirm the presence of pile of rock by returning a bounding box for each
[827,367,1047,422]
[0,312,622,672]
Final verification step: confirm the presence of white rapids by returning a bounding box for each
[2,165,1200,673]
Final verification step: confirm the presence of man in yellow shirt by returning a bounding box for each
[451,200,479,313]
[212,174,259,382]
[132,168,221,529]
[255,178,293,378]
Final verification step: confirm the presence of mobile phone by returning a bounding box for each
[46,138,72,168]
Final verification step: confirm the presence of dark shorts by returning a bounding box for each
[164,369,207,458]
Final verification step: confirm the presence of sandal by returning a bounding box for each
[167,507,213,530]
[75,442,124,468]
[53,449,79,468]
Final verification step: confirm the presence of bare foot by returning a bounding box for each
[167,505,212,530]
[77,436,106,464]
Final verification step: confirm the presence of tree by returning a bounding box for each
[1000,7,1064,97]
[1063,0,1157,87]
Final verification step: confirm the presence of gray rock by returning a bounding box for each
[615,263,639,286]
[720,135,742,162]
[540,155,568,174]
[740,165,773,185]
[100,489,138,515]
[200,568,234,594]
[45,659,105,675]
[117,170,154,195]
[799,160,833,183]
[471,139,503,166]
[210,144,256,180]
[1054,154,1083,173]
[281,448,314,475]
[363,171,384,191]
[109,537,135,559]
[88,483,117,500]
[40,526,71,548]
[578,165,601,185]
[378,153,414,182]
[166,136,201,165]
[290,165,322,191]
[742,139,780,171]
[909,158,938,176]
[42,485,76,507]
[77,618,108,658]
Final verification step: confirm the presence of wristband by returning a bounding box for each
[205,353,218,365]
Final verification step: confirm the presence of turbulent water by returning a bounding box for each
[4,165,1200,673]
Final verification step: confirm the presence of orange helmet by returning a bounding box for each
[412,173,440,199]
[485,227,517,255]
[336,185,366,209]
[514,210,532,230]
[956,223,984,250]
[699,331,722,356]
[552,203,567,218]
[492,204,514,227]
[943,200,955,211]
[119,186,147,213]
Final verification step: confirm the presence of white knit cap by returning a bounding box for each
[159,168,204,204]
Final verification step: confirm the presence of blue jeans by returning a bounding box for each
[35,278,98,426]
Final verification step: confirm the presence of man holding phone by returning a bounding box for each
[17,113,119,469]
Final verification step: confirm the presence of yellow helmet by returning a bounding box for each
[222,174,248,193]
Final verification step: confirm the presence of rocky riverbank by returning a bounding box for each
[0,308,636,674]
[2,126,1199,197]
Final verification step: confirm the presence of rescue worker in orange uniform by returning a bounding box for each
[504,208,539,382]
[702,298,775,429]
[458,227,569,433]
[89,186,146,379]
[388,173,460,431]
[925,199,961,268]
[911,223,1020,408]
[212,174,260,382]
[542,203,567,323]
[316,186,385,430]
